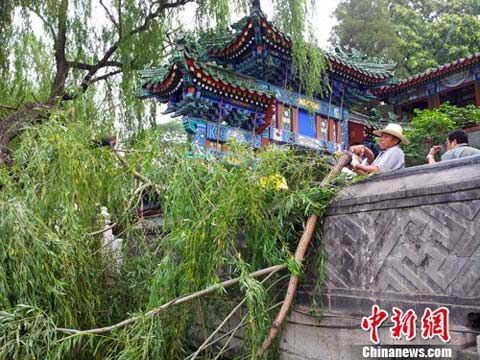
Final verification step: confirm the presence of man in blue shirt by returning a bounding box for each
[427,129,480,164]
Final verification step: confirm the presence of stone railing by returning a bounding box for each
[281,155,480,360]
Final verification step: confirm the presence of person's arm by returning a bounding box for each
[353,162,380,174]
[426,154,436,164]
[426,145,441,164]
[362,146,375,165]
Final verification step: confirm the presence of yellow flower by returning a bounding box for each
[260,174,288,191]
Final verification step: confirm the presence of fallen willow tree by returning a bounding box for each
[0,109,343,359]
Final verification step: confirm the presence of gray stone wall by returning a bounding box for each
[281,155,480,360]
[468,129,480,149]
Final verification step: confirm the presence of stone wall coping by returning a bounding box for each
[328,154,480,214]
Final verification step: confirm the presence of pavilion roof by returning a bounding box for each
[203,6,395,85]
[325,48,395,84]
[374,52,480,95]
[140,51,275,107]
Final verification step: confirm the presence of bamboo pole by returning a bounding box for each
[259,152,352,355]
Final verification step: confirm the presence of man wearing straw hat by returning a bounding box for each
[353,123,409,174]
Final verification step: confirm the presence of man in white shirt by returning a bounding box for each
[353,123,409,174]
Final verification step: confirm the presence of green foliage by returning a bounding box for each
[0,109,338,358]
[331,0,480,77]
[437,103,480,129]
[0,2,336,357]
[0,305,59,359]
[272,0,328,97]
[330,0,401,65]
[404,108,451,166]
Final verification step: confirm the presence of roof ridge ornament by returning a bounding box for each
[251,0,261,12]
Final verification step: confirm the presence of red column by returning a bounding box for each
[328,119,335,142]
[276,103,284,129]
[292,107,298,132]
[427,95,440,109]
[316,115,322,139]
[336,121,342,144]
[435,94,441,108]
[475,81,480,107]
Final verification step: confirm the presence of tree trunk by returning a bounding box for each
[0,0,70,166]
[0,102,53,166]
[49,0,70,102]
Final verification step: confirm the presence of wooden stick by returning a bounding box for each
[87,222,117,236]
[320,151,353,187]
[259,152,352,355]
[259,215,318,354]
[55,264,286,336]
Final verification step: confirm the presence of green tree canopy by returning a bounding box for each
[330,0,480,77]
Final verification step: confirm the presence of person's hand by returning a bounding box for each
[349,145,365,156]
[359,145,365,156]
[351,155,360,167]
[428,145,442,156]
[426,145,441,163]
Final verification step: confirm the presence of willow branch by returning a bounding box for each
[61,0,186,101]
[91,69,123,83]
[117,0,123,37]
[69,61,123,70]
[0,104,17,111]
[74,0,192,96]
[87,222,117,236]
[213,313,249,360]
[112,149,156,187]
[56,264,287,336]
[213,301,284,360]
[27,6,56,38]
[49,0,69,101]
[259,215,319,355]
[65,11,178,100]
[99,0,118,27]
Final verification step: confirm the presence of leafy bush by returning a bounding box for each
[438,103,480,129]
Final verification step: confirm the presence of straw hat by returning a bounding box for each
[373,123,409,145]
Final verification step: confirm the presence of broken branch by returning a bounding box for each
[55,264,286,336]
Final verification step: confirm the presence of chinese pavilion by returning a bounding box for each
[140,0,395,155]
